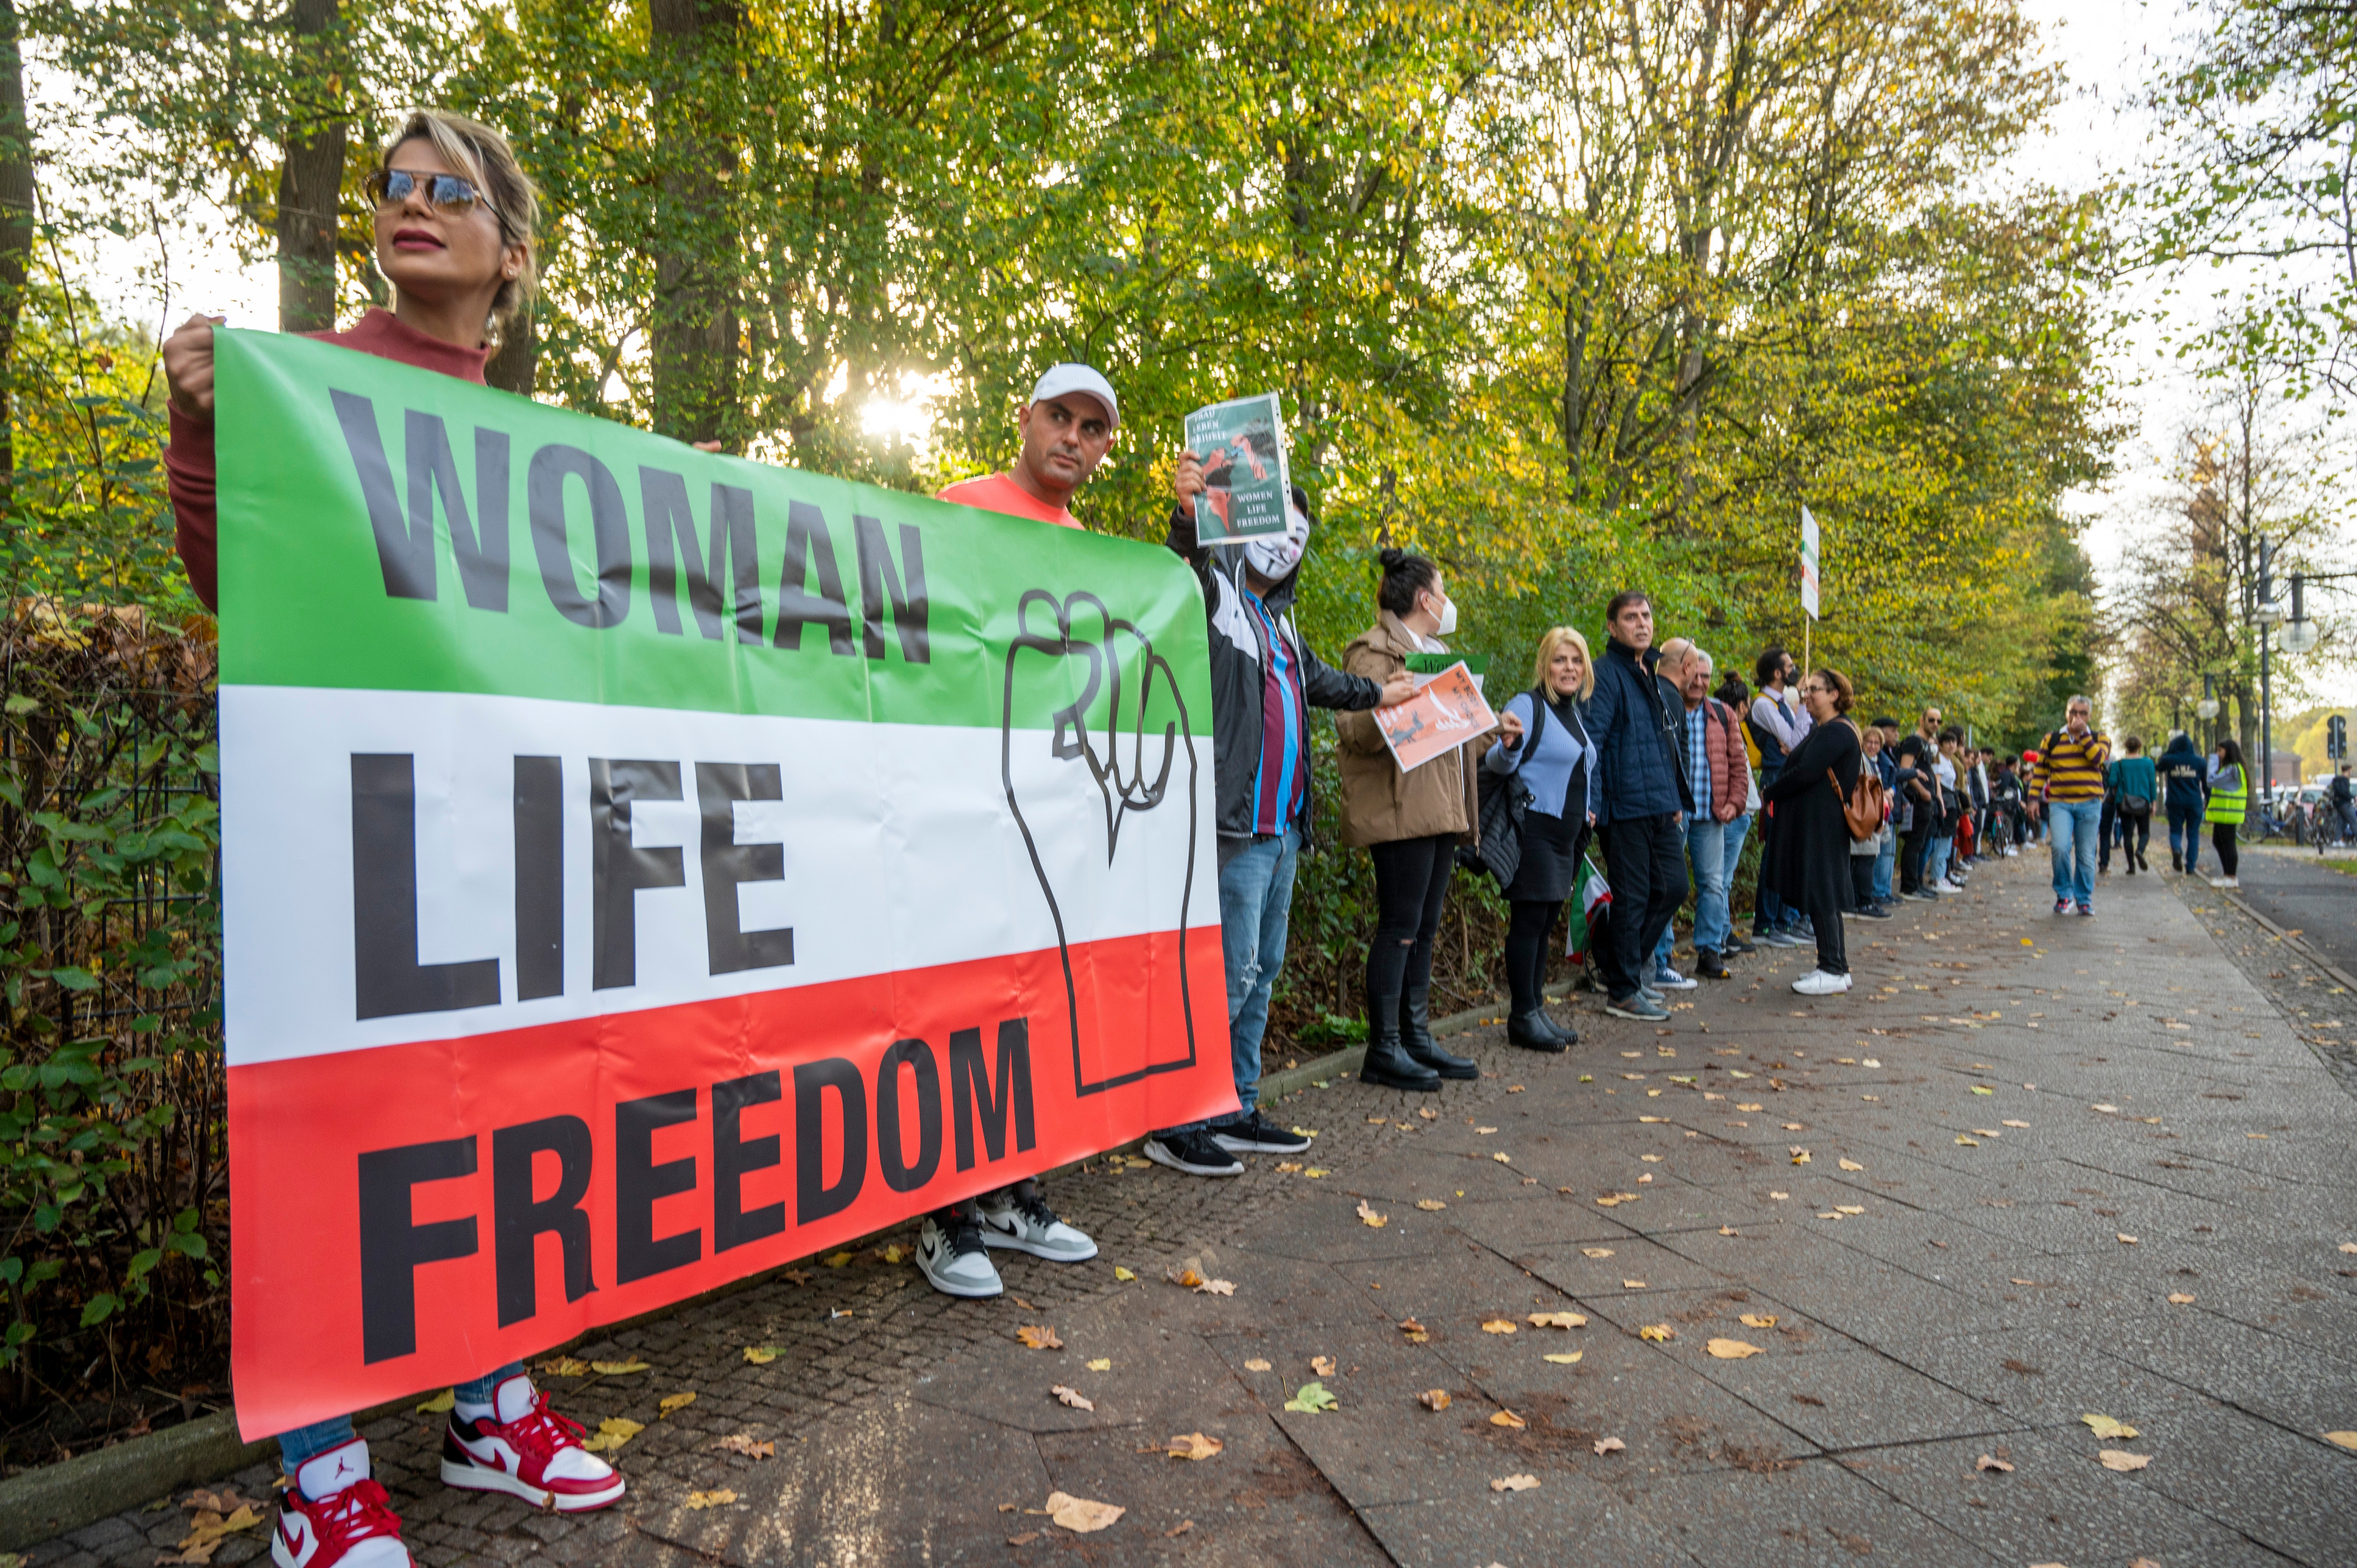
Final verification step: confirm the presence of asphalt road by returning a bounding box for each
[2233,847,2357,977]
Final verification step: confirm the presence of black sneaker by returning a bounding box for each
[1142,1129,1245,1176]
[1210,1112,1311,1155]
[1726,935,1758,955]
[1855,902,1894,920]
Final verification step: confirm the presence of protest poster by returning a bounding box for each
[212,330,1234,1437]
[1371,660,1496,773]
[1404,651,1488,693]
[1182,392,1290,542]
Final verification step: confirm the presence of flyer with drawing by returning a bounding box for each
[1183,392,1290,542]
[1374,661,1496,772]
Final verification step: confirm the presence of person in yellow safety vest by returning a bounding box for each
[2205,737,2249,890]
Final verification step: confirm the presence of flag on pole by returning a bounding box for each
[1799,506,1821,621]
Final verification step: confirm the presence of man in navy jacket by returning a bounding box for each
[1584,591,1693,1021]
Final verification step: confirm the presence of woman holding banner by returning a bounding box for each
[164,111,625,1566]
[1335,550,1485,1091]
[1483,627,1596,1051]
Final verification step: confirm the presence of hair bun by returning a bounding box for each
[1377,547,1406,569]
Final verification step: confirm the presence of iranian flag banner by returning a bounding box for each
[214,331,1233,1439]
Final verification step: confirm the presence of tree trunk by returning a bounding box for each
[486,297,537,397]
[276,0,346,334]
[648,0,742,447]
[0,0,33,498]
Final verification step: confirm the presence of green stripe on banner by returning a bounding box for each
[213,330,1210,732]
[1405,653,1486,676]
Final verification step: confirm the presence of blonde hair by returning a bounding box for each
[378,109,540,344]
[1531,626,1595,699]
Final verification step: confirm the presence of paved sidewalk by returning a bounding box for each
[29,853,2357,1566]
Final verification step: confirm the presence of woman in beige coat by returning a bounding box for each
[1335,549,1483,1091]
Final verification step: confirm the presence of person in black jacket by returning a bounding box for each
[1765,669,1865,994]
[2156,729,2208,874]
[1584,590,1693,1022]
[1141,460,1415,1179]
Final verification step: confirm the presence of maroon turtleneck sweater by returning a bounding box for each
[166,307,492,611]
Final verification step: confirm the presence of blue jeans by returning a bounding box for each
[1872,827,1896,902]
[2048,799,2102,907]
[279,1361,525,1472]
[1175,827,1299,1132]
[2167,802,2203,872]
[1926,834,1955,887]
[1652,814,1733,969]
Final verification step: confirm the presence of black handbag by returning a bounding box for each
[1477,689,1550,885]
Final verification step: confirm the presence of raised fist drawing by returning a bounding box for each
[1001,589,1201,1096]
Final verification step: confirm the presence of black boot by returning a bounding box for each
[1359,987,1440,1091]
[1400,984,1477,1079]
[1508,1009,1569,1052]
[1694,947,1728,980]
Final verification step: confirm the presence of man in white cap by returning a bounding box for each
[936,363,1119,529]
[914,363,1118,1300]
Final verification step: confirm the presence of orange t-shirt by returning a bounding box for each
[935,471,1081,530]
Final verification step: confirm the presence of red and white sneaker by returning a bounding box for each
[272,1438,412,1566]
[440,1374,625,1511]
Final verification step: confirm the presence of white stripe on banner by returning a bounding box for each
[219,686,1213,1067]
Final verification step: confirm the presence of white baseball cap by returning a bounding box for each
[1028,363,1120,430]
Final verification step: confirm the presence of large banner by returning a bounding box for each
[216,332,1234,1439]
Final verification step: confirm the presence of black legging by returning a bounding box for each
[1899,823,1933,893]
[2119,808,2151,868]
[1368,834,1456,1009]
[2212,821,2239,878]
[1804,877,1848,974]
[1505,899,1559,1014]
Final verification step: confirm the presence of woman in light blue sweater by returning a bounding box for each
[1484,627,1597,1050]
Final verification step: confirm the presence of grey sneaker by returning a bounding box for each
[917,1210,1004,1298]
[1761,929,1807,948]
[976,1191,1100,1260]
[1605,993,1672,1022]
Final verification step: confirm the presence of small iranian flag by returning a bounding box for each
[1564,857,1611,960]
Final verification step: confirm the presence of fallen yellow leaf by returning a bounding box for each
[1044,1492,1125,1533]
[1490,1473,1540,1492]
[537,1356,591,1377]
[1706,1338,1765,1359]
[2098,1449,2152,1472]
[2002,1119,2030,1128]
[1416,1199,1447,1210]
[2081,1413,2139,1441]
[1481,1317,1518,1334]
[823,1251,854,1268]
[415,1389,454,1414]
[686,1489,737,1510]
[1052,1384,1095,1411]
[2167,1293,2195,1305]
[658,1392,697,1418]
[1956,1136,1980,1146]
[1357,1199,1388,1228]
[1638,1324,1674,1342]
[1976,1453,2013,1473]
[714,1434,774,1458]
[1838,1158,1864,1171]
[1244,1358,1272,1371]
[2322,1430,2357,1450]
[1199,1278,1235,1296]
[2117,1233,2139,1245]
[742,1346,782,1365]
[1489,1409,1527,1429]
[1087,1357,1111,1371]
[581,1417,643,1453]
[1581,1247,1615,1258]
[1739,1314,1778,1329]
[590,1359,650,1375]
[1113,1266,1137,1282]
[1528,1311,1586,1329]
[1493,1152,1512,1164]
[1835,1205,1864,1216]
[1016,1325,1064,1350]
[1593,1436,1626,1455]
[1543,1352,1582,1364]
[1167,1432,1223,1461]
[1312,1355,1338,1376]
[1418,1388,1452,1411]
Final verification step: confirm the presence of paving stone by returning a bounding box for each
[1634,1457,2003,1566]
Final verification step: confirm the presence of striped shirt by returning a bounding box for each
[1245,591,1308,834]
[2030,730,2111,802]
[1684,704,1711,816]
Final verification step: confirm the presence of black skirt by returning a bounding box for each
[1506,807,1588,903]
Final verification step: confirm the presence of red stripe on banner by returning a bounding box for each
[227,926,1232,1439]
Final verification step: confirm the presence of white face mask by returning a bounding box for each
[1428,591,1458,637]
[1242,504,1311,582]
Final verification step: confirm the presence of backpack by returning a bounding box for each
[1476,689,1551,884]
[1834,721,1884,842]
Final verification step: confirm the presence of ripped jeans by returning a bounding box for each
[1169,826,1299,1134]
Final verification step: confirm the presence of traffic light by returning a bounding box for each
[2332,714,2348,762]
